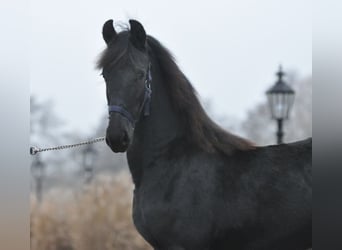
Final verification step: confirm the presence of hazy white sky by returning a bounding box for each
[30,0,312,135]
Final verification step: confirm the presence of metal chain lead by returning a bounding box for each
[30,137,105,155]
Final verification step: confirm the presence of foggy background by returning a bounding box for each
[29,1,312,249]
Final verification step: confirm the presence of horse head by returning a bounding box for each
[99,19,151,152]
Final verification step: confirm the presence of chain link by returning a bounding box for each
[30,137,105,155]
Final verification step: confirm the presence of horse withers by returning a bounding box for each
[98,19,312,250]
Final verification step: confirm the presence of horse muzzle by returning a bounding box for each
[105,113,133,153]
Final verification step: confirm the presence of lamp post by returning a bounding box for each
[31,155,45,202]
[82,144,97,184]
[266,65,295,144]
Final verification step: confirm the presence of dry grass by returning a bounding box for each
[30,171,151,250]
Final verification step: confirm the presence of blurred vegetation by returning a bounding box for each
[30,171,151,250]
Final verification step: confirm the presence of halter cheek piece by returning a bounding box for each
[108,63,152,126]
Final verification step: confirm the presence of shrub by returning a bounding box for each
[30,171,151,250]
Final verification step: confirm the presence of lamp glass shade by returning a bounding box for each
[267,92,294,120]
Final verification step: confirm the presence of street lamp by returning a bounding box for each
[82,144,97,183]
[31,155,45,202]
[266,65,295,144]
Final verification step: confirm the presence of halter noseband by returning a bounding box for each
[108,63,152,126]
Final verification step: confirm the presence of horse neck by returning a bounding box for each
[126,58,183,185]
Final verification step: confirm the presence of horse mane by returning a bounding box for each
[97,29,255,155]
[146,36,255,155]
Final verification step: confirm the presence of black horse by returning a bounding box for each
[98,19,312,250]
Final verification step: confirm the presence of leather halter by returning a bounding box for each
[108,63,152,126]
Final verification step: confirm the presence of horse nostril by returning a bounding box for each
[121,132,129,147]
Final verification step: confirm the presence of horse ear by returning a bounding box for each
[129,19,146,51]
[102,19,117,45]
